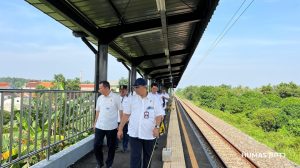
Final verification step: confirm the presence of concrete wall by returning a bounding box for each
[31,135,94,168]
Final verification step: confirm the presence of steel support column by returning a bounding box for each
[128,70,131,92]
[99,44,108,82]
[144,74,149,91]
[120,62,131,90]
[94,53,100,93]
[130,66,137,88]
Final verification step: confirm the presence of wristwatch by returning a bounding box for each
[155,125,160,129]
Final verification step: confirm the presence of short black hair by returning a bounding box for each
[151,83,158,88]
[99,81,110,89]
[119,85,128,90]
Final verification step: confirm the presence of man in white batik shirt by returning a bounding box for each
[117,78,164,168]
[116,85,129,152]
[94,81,122,168]
[161,87,170,110]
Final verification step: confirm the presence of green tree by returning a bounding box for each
[2,110,11,125]
[53,74,66,90]
[0,77,29,88]
[275,82,299,98]
[280,97,300,118]
[36,84,47,90]
[197,86,218,108]
[250,108,281,132]
[182,86,199,101]
[65,78,80,90]
[118,77,128,86]
[52,74,80,90]
[260,84,273,95]
[286,119,300,136]
[225,96,244,114]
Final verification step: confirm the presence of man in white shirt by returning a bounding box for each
[149,83,162,104]
[117,85,129,152]
[94,81,122,168]
[161,87,170,110]
[148,83,165,116]
[117,78,164,168]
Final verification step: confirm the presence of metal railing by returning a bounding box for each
[0,89,95,168]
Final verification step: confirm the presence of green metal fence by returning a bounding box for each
[0,89,95,167]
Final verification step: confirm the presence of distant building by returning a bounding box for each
[3,97,21,112]
[0,82,11,104]
[24,81,53,89]
[109,80,119,92]
[39,82,54,88]
[80,84,94,91]
[0,85,21,112]
[0,82,10,89]
[79,80,119,92]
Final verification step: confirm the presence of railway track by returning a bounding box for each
[175,96,297,168]
[176,97,258,168]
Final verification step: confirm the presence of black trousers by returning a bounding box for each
[129,137,155,168]
[116,123,129,150]
[94,128,117,167]
[122,123,129,150]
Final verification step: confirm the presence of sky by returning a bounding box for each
[0,0,299,88]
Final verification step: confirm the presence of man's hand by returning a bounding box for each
[117,129,123,140]
[153,128,159,137]
[93,123,96,132]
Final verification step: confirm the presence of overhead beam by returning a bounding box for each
[151,70,181,78]
[144,63,185,74]
[81,37,97,54]
[152,73,181,80]
[131,49,188,66]
[155,75,180,80]
[109,42,131,63]
[108,10,202,36]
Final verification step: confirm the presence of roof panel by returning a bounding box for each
[25,0,219,88]
[166,0,196,15]
[71,0,120,28]
[34,4,54,13]
[48,12,66,20]
[120,0,160,23]
[27,0,42,3]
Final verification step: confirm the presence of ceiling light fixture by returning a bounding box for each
[156,0,166,11]
[72,31,88,38]
[164,48,169,56]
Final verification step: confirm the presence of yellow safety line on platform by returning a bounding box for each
[176,101,199,168]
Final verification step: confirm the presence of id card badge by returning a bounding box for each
[144,111,149,119]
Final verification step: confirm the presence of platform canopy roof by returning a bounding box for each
[26,0,219,88]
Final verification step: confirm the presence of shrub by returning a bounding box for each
[250,108,281,132]
[197,86,218,108]
[287,119,300,136]
[226,96,244,114]
[275,82,299,98]
[260,94,281,108]
[280,97,300,118]
[2,110,11,125]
